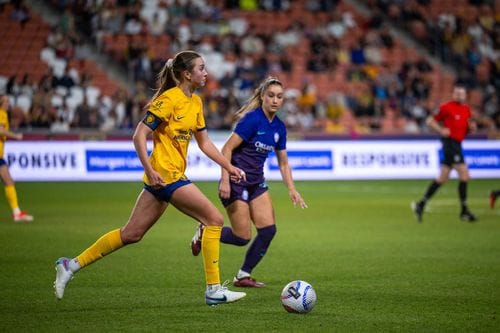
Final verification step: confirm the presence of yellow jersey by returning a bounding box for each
[0,106,9,158]
[143,86,206,185]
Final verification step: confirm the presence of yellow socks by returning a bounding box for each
[202,225,222,285]
[5,185,19,211]
[73,226,222,285]
[76,229,124,268]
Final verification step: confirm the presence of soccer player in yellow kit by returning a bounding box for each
[54,51,247,305]
[0,95,33,222]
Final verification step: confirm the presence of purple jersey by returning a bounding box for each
[232,107,287,185]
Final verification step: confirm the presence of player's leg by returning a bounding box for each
[54,189,167,299]
[120,189,169,243]
[222,201,252,245]
[455,164,477,222]
[171,183,223,285]
[0,164,33,222]
[490,190,500,209]
[221,181,255,246]
[170,183,246,305]
[413,165,450,222]
[190,183,251,255]
[233,191,276,288]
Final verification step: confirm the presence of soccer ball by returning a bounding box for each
[280,280,317,313]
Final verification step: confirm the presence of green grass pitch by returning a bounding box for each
[1,179,499,332]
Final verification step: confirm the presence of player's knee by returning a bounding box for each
[459,172,470,182]
[257,224,276,241]
[204,211,224,227]
[437,177,448,184]
[120,229,144,244]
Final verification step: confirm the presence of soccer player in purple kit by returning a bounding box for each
[191,77,307,288]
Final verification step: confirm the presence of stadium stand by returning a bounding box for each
[368,0,499,132]
[0,0,498,137]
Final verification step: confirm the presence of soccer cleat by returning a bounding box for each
[13,211,34,222]
[460,209,477,223]
[190,223,204,256]
[54,257,74,299]
[411,201,424,223]
[205,281,246,306]
[233,276,266,288]
[490,191,497,209]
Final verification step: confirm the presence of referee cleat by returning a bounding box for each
[13,211,34,222]
[205,282,246,306]
[233,276,266,288]
[54,257,74,299]
[411,201,424,223]
[460,209,477,223]
[490,191,497,209]
[190,223,204,256]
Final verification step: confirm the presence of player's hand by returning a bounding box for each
[13,133,23,140]
[289,189,308,209]
[440,128,450,137]
[218,179,231,199]
[228,166,246,183]
[146,169,165,189]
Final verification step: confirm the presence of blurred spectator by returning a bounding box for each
[100,108,119,132]
[28,105,53,128]
[2,0,497,136]
[142,4,168,36]
[56,68,76,90]
[71,98,99,129]
[50,115,70,133]
[10,0,29,27]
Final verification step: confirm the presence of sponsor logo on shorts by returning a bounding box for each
[242,190,249,201]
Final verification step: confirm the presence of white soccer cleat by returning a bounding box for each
[54,257,74,300]
[205,282,247,306]
[13,211,34,222]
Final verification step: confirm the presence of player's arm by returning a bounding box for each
[0,125,23,140]
[426,115,450,137]
[275,149,307,209]
[219,133,244,199]
[194,129,245,182]
[133,119,164,187]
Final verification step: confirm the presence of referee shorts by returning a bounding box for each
[440,138,465,167]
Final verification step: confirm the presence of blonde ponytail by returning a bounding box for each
[149,51,202,104]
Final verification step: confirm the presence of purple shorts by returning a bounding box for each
[220,181,268,207]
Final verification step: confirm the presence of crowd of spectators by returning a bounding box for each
[1,0,498,137]
[368,0,499,131]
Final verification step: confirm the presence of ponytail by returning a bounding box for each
[151,58,175,102]
[149,50,202,103]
